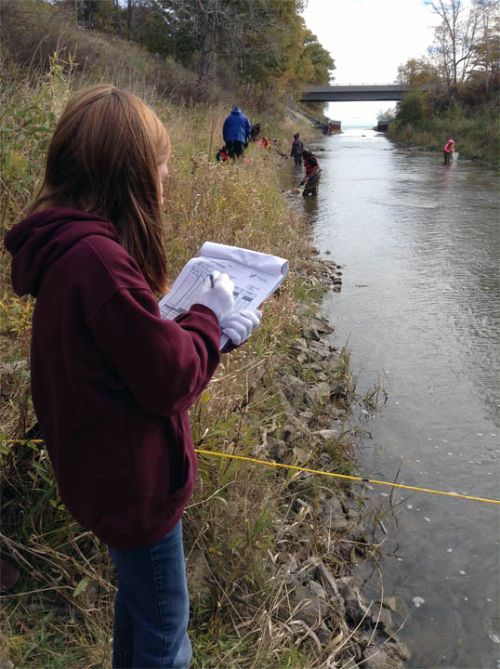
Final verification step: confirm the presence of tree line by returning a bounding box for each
[54,0,335,100]
[395,0,499,125]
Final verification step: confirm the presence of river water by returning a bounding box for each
[294,129,499,668]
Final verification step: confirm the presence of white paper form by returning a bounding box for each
[159,242,288,349]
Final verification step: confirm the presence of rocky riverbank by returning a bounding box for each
[263,254,410,668]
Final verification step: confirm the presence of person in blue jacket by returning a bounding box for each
[222,106,252,159]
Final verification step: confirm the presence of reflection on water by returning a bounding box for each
[298,128,500,668]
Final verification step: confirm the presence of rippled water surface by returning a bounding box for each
[294,129,499,668]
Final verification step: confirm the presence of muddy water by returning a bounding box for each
[294,129,499,668]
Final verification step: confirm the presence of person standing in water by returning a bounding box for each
[4,84,262,669]
[290,133,304,165]
[443,138,455,165]
[300,149,321,196]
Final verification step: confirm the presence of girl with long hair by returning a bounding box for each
[5,84,261,668]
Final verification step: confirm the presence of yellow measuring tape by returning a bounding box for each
[195,449,500,506]
[3,439,499,506]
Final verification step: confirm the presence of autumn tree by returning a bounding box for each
[129,1,201,68]
[396,57,439,87]
[296,29,335,84]
[470,0,500,92]
[426,0,482,88]
[123,0,333,97]
[54,0,120,31]
[54,0,334,100]
[396,56,444,111]
[423,0,499,94]
[217,0,333,101]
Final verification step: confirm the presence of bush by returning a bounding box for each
[394,91,426,127]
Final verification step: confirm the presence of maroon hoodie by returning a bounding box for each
[5,208,221,549]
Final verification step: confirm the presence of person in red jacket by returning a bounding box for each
[300,149,321,196]
[443,138,455,165]
[4,84,262,669]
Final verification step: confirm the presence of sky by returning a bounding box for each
[301,0,441,125]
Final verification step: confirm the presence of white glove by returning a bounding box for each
[221,309,262,346]
[194,271,235,322]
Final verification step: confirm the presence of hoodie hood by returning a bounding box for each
[4,207,118,297]
[231,106,242,114]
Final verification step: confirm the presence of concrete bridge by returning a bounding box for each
[300,84,407,102]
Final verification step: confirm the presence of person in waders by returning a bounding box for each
[443,138,455,165]
[290,133,304,165]
[300,149,321,196]
[4,84,263,669]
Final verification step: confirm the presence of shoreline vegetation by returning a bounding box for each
[386,97,499,169]
[2,5,406,668]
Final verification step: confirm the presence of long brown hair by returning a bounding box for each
[30,84,171,293]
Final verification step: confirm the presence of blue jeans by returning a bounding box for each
[108,521,192,669]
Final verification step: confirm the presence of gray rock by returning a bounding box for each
[316,623,332,643]
[308,579,327,600]
[298,409,314,423]
[346,508,361,523]
[388,641,411,661]
[281,416,311,442]
[304,326,321,341]
[288,579,329,626]
[315,563,345,612]
[370,605,394,631]
[336,580,371,626]
[305,381,331,405]
[313,428,339,442]
[330,382,348,399]
[310,316,333,334]
[291,338,308,353]
[319,497,350,532]
[281,373,308,405]
[380,596,398,613]
[361,648,404,669]
[308,341,332,360]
